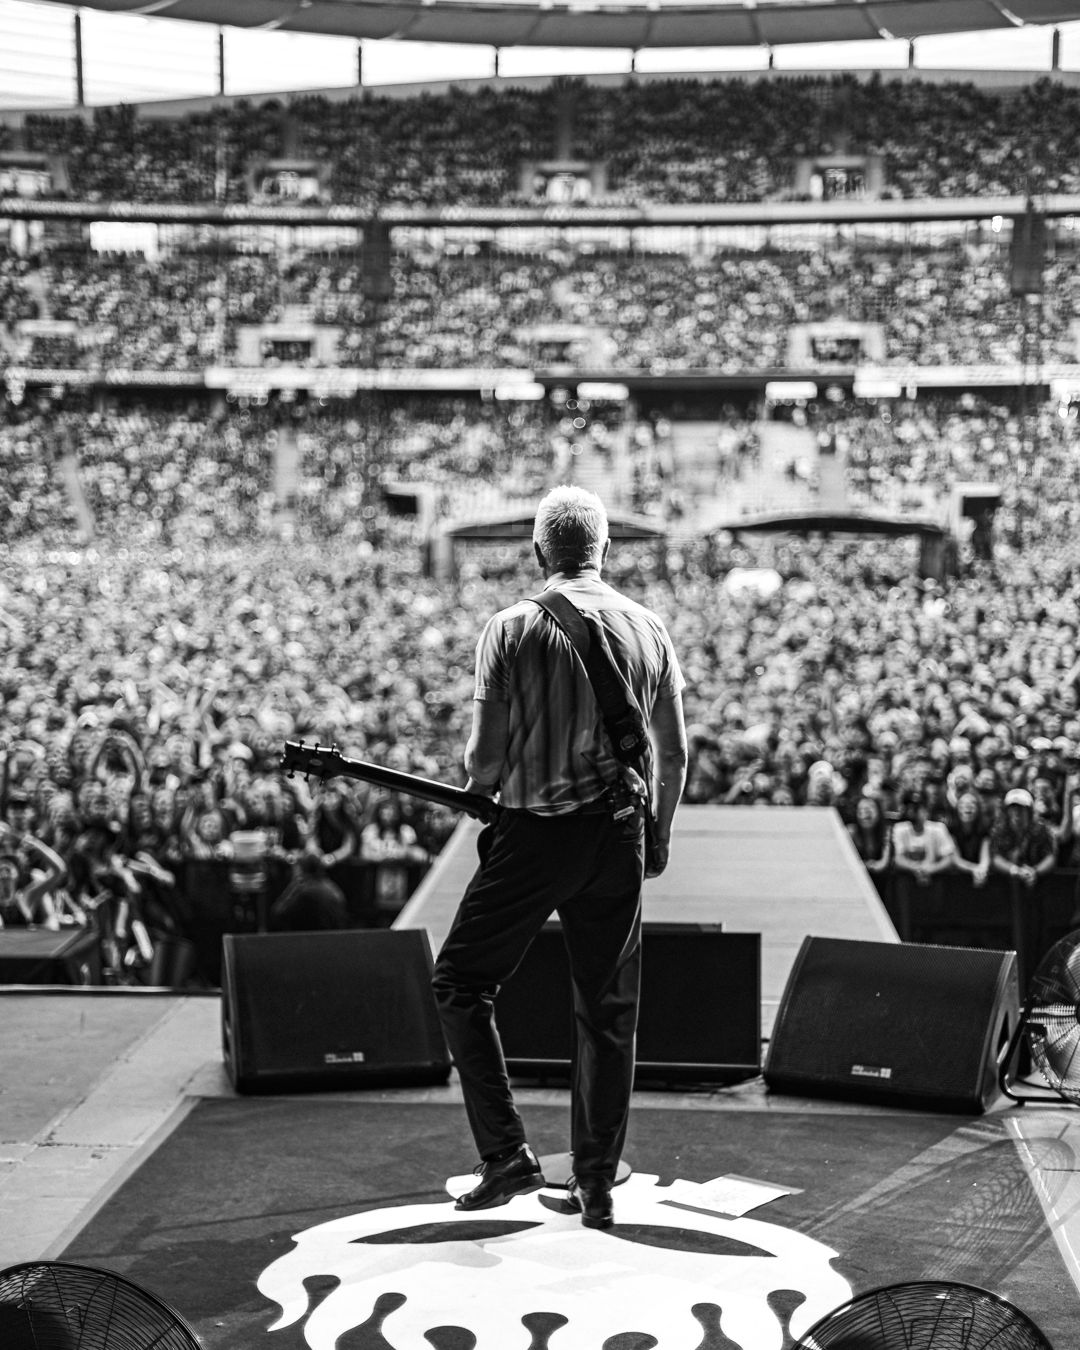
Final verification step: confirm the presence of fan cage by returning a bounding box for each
[1025,930,1080,1103]
[795,1279,1053,1350]
[0,1261,202,1350]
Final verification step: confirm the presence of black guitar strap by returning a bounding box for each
[528,590,660,865]
[530,590,650,766]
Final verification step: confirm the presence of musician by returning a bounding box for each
[432,485,687,1230]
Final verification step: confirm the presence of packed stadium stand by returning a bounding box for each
[3,68,1080,990]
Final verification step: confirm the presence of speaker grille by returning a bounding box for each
[497,924,760,1084]
[0,929,101,986]
[764,937,1019,1113]
[222,929,450,1092]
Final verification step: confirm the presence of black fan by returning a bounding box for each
[1000,928,1080,1105]
[0,1261,201,1350]
[795,1281,1053,1349]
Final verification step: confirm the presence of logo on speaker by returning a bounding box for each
[258,1171,852,1348]
[851,1064,892,1080]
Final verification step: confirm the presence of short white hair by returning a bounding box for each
[533,485,609,571]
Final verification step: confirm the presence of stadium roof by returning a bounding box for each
[38,0,1080,51]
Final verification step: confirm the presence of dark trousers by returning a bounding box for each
[432,804,644,1182]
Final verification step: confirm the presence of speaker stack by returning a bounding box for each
[222,921,760,1093]
[495,922,762,1085]
[221,928,451,1093]
[764,936,1020,1113]
[222,925,1018,1111]
[0,928,102,986]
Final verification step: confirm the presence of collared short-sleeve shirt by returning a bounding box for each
[474,573,685,815]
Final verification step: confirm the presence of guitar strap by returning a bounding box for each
[529,591,650,765]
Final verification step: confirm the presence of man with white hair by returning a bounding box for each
[433,485,687,1231]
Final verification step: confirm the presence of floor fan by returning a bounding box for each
[795,1281,1053,1349]
[999,928,1080,1105]
[0,1261,202,1350]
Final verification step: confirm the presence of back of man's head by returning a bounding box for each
[533,485,609,573]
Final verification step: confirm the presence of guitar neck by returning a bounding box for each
[285,743,498,824]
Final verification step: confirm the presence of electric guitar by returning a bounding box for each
[280,740,499,824]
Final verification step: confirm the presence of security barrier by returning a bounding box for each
[877,866,1080,992]
[173,859,429,986]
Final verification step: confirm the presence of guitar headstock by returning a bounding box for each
[280,739,344,781]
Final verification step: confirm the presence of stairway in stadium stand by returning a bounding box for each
[274,421,301,530]
[58,452,95,540]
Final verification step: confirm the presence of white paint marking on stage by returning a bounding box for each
[258,1171,852,1350]
[1007,1108,1080,1293]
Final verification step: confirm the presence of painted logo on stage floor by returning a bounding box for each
[257,1171,852,1349]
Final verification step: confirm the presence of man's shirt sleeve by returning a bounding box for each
[474,613,512,703]
[656,620,686,700]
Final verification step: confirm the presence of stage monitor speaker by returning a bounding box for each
[0,928,102,986]
[764,937,1019,1113]
[496,923,761,1085]
[221,928,451,1093]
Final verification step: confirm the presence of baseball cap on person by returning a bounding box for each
[1004,788,1034,809]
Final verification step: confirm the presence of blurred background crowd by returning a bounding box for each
[7,73,1080,205]
[1,234,1077,373]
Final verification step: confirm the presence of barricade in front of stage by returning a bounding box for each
[179,858,431,985]
[0,860,429,990]
[870,864,1080,992]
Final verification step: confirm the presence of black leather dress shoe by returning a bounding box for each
[455,1144,545,1210]
[568,1176,614,1229]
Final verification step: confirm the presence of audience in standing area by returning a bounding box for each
[5,70,1080,984]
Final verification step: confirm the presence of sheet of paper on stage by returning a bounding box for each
[663,1174,799,1216]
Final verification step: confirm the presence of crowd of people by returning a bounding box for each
[0,526,462,979]
[8,73,1080,206]
[3,410,1080,981]
[3,228,1077,374]
[0,392,590,547]
[6,386,1077,553]
[5,68,1080,986]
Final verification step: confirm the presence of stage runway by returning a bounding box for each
[1,806,1079,1347]
[400,805,897,1039]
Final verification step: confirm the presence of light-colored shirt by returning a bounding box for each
[474,572,685,815]
[892,818,955,867]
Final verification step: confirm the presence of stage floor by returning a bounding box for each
[2,807,1079,1346]
[1,991,1079,1348]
